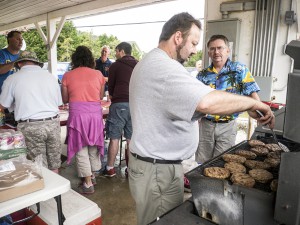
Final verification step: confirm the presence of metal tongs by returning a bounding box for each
[256,110,289,152]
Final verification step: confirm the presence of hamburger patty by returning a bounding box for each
[248,139,265,147]
[270,179,278,192]
[235,150,257,159]
[250,146,269,156]
[249,169,273,183]
[230,172,256,188]
[265,143,282,152]
[224,162,246,173]
[222,154,246,164]
[267,151,281,159]
[244,160,271,169]
[264,157,280,167]
[204,167,230,179]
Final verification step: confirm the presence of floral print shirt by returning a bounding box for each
[196,59,260,121]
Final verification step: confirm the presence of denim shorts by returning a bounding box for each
[106,102,132,139]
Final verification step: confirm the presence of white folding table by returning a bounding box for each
[0,167,70,225]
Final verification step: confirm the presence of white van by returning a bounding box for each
[43,62,71,81]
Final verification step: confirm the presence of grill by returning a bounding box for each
[185,137,300,225]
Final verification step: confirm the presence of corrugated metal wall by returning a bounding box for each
[250,0,281,77]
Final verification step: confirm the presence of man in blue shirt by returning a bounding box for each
[0,30,23,92]
[95,45,112,92]
[196,34,261,163]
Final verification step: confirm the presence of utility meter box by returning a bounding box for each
[204,18,241,68]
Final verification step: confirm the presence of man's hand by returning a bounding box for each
[247,102,275,128]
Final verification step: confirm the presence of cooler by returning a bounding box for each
[26,189,101,225]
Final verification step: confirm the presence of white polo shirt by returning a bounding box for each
[0,65,62,121]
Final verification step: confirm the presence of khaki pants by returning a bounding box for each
[195,118,237,163]
[75,146,101,177]
[128,153,184,225]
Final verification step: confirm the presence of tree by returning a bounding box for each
[131,42,143,60]
[22,29,48,62]
[0,21,143,62]
[57,21,81,61]
[94,33,120,59]
[0,35,6,49]
[185,50,203,67]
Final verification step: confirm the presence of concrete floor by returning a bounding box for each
[60,158,137,225]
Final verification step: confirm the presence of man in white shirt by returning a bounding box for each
[0,51,63,173]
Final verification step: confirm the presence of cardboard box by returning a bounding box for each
[0,155,44,203]
[0,178,44,203]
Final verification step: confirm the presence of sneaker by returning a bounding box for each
[103,167,116,177]
[79,183,94,195]
[80,177,97,186]
[184,176,191,193]
[91,175,97,185]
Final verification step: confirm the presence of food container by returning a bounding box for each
[13,131,26,148]
[0,133,15,150]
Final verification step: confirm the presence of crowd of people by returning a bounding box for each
[0,12,275,225]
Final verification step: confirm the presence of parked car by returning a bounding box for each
[43,62,71,81]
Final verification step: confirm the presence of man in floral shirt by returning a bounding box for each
[195,34,260,163]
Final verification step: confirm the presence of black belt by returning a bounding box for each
[131,152,182,164]
[18,115,59,123]
[205,118,230,123]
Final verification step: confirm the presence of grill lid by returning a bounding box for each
[274,152,300,225]
[284,40,300,144]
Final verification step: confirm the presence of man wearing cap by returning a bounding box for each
[0,51,63,173]
[0,30,23,92]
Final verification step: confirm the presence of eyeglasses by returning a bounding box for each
[208,46,227,52]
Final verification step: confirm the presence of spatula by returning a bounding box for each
[255,110,289,152]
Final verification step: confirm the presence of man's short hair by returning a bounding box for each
[7,30,21,43]
[101,45,110,52]
[159,12,201,43]
[207,35,229,47]
[116,42,132,55]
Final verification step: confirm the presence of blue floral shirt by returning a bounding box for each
[196,59,260,121]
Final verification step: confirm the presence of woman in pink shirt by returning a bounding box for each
[61,46,105,194]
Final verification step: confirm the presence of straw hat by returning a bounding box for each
[14,51,44,69]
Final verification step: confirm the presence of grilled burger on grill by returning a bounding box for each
[244,160,271,169]
[267,151,281,159]
[235,149,257,159]
[224,162,246,173]
[264,158,280,167]
[248,139,265,147]
[250,146,269,156]
[265,143,282,152]
[249,169,273,183]
[270,179,278,192]
[204,167,230,179]
[230,172,256,188]
[222,154,246,164]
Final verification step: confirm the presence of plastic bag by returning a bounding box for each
[0,154,43,191]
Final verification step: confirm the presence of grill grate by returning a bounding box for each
[197,139,285,193]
